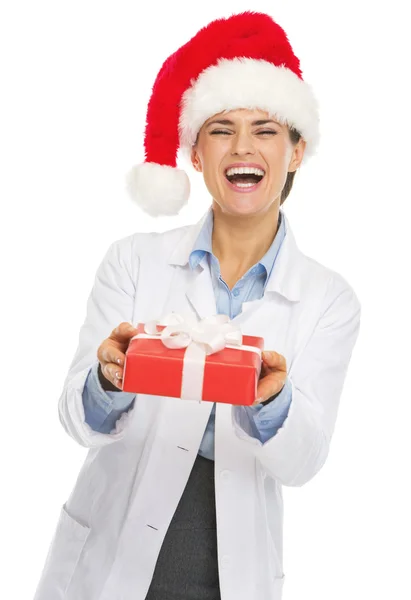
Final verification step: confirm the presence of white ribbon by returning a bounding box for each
[130,312,262,402]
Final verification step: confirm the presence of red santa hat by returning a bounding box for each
[126,11,320,217]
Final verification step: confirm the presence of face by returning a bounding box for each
[191,108,306,217]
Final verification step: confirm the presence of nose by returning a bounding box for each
[230,129,256,157]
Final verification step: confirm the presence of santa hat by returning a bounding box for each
[126,11,320,217]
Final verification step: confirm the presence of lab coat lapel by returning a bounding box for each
[185,263,217,320]
[168,207,217,320]
[232,211,303,328]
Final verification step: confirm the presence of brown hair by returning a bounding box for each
[281,126,302,205]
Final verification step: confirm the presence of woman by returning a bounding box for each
[34,12,361,600]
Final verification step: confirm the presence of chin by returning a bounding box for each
[216,195,271,216]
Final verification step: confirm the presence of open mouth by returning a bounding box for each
[224,166,265,191]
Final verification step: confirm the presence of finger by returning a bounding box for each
[262,350,286,369]
[102,361,124,389]
[254,374,287,405]
[97,341,126,367]
[109,322,139,344]
[261,350,287,371]
[258,361,270,379]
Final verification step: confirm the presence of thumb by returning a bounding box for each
[262,351,287,372]
[262,350,280,365]
[110,322,139,343]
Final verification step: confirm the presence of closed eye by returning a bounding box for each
[210,130,277,136]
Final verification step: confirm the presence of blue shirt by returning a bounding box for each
[82,208,292,460]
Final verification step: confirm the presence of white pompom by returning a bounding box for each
[125,162,191,217]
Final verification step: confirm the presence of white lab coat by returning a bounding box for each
[34,207,361,600]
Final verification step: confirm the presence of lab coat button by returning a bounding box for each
[222,555,231,569]
[220,470,231,481]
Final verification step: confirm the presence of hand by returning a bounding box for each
[252,351,287,407]
[97,322,138,390]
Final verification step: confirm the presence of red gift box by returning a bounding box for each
[122,322,264,406]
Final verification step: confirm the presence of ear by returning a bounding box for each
[191,145,203,173]
[288,138,307,173]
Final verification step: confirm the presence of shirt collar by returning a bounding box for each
[169,206,302,302]
[188,209,214,270]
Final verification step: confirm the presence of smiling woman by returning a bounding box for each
[191,109,304,212]
[33,11,363,600]
[205,117,303,201]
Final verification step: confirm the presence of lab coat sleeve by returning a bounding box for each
[231,274,361,487]
[82,361,136,433]
[58,236,139,448]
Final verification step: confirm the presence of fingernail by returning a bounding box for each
[116,358,122,365]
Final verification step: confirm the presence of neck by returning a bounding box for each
[211,201,281,275]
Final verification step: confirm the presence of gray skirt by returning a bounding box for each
[144,454,221,600]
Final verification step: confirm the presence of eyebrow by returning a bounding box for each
[205,119,281,128]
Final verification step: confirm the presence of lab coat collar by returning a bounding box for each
[168,205,303,303]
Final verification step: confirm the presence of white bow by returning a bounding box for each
[142,312,243,355]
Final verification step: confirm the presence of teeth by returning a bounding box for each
[225,166,265,177]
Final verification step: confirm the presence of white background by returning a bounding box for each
[1,1,410,598]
